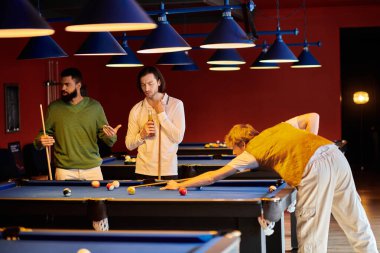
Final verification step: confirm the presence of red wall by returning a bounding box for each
[1,5,379,153]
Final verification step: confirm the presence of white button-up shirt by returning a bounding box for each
[125,94,186,176]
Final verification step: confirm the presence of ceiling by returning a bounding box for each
[30,0,380,24]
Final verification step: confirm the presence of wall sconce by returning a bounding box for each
[65,0,156,32]
[0,0,54,38]
[353,91,369,105]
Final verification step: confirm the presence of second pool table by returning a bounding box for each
[0,229,240,253]
[101,157,280,180]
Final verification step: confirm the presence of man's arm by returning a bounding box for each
[161,151,258,190]
[97,106,118,147]
[286,112,320,135]
[125,106,145,151]
[157,101,185,144]
[161,165,238,190]
[33,106,55,150]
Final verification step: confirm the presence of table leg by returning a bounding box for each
[238,217,266,253]
[87,200,108,231]
[291,211,298,250]
[266,212,285,253]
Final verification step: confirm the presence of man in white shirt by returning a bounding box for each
[125,66,186,180]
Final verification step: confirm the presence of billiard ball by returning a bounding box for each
[91,180,100,188]
[106,183,114,191]
[112,180,120,188]
[268,185,277,192]
[127,186,136,195]
[63,188,71,197]
[77,248,91,253]
[179,187,187,196]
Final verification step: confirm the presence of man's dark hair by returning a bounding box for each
[61,68,82,83]
[137,66,166,93]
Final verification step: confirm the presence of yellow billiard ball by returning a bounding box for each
[127,187,136,195]
[268,185,277,192]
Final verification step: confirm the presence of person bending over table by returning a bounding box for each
[34,67,121,181]
[162,113,378,253]
[125,66,185,180]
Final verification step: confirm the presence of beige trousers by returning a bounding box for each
[296,145,378,253]
[55,166,103,180]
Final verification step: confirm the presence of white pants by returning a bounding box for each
[296,144,378,253]
[55,166,103,180]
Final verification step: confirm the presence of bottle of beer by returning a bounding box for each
[148,110,155,137]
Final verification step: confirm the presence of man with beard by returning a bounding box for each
[125,66,185,180]
[34,67,121,180]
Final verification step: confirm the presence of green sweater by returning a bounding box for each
[34,97,117,169]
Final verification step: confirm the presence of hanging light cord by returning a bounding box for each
[276,0,280,28]
[303,0,308,42]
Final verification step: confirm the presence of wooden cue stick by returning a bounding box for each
[158,124,161,180]
[132,178,189,189]
[131,166,255,189]
[39,104,53,181]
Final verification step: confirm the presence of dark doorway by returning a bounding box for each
[341,27,380,171]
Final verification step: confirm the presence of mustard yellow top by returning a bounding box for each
[245,122,332,187]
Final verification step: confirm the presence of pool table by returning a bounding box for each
[0,179,296,253]
[101,156,280,180]
[0,229,240,253]
[178,143,233,156]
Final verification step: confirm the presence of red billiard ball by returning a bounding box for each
[106,183,115,191]
[179,187,187,196]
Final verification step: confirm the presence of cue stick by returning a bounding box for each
[131,165,257,189]
[39,104,53,181]
[132,178,189,188]
[158,124,161,180]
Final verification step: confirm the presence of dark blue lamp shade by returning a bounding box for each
[250,51,280,69]
[17,36,68,60]
[201,12,255,49]
[207,49,246,65]
[75,32,127,56]
[0,0,54,38]
[157,51,194,65]
[260,34,298,63]
[209,65,240,71]
[291,48,321,68]
[138,18,191,54]
[106,45,143,67]
[172,64,199,71]
[65,0,156,32]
